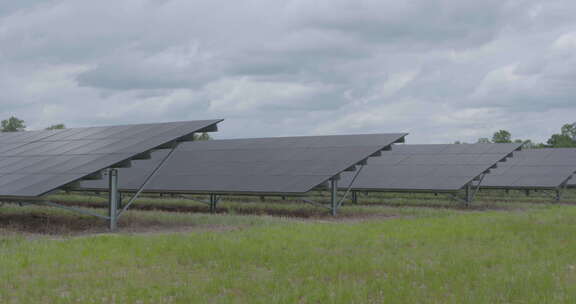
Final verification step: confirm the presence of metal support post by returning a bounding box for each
[465,183,472,205]
[210,194,213,213]
[331,179,338,216]
[108,169,119,231]
[351,191,358,204]
[118,192,123,209]
[209,194,218,214]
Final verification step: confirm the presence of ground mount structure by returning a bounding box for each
[339,143,523,204]
[78,133,408,216]
[0,120,222,230]
[480,148,576,202]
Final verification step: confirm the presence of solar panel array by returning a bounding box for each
[10,115,574,199]
[481,148,576,189]
[339,143,522,192]
[78,133,407,194]
[0,120,221,197]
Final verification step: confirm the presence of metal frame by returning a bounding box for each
[1,143,182,231]
[209,194,220,213]
[302,164,366,215]
[555,180,574,203]
[351,191,358,204]
[481,177,573,204]
[544,183,569,203]
[0,119,224,231]
[444,172,488,205]
[171,193,221,213]
[349,171,490,207]
[110,143,180,230]
[108,168,120,230]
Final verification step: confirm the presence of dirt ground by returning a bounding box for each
[51,197,534,216]
[50,200,371,218]
[0,195,563,236]
[0,211,244,236]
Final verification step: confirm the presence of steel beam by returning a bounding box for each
[108,169,119,231]
[351,191,358,204]
[465,183,472,205]
[209,194,219,214]
[301,198,331,210]
[117,143,179,218]
[41,201,110,220]
[331,179,338,216]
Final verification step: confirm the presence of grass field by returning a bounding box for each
[1,191,576,303]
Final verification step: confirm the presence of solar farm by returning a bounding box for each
[2,120,576,303]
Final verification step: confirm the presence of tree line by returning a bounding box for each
[3,116,572,147]
[0,116,211,140]
[0,116,65,132]
[466,122,576,148]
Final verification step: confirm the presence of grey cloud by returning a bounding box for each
[76,58,219,90]
[0,0,54,17]
[1,0,576,145]
[289,0,519,50]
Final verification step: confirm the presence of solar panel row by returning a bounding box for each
[339,143,523,192]
[79,133,408,194]
[0,120,221,197]
[3,121,571,200]
[2,117,574,231]
[480,148,576,189]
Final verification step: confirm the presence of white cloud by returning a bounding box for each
[553,32,576,50]
[206,78,333,114]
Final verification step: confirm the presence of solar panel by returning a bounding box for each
[481,148,576,189]
[78,133,407,194]
[0,120,222,197]
[340,143,523,192]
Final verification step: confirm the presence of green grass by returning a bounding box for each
[2,203,576,303]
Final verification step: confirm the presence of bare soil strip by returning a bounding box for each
[0,212,240,235]
[50,198,537,215]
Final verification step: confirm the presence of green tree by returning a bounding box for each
[547,134,576,147]
[519,139,537,149]
[477,138,491,144]
[560,123,576,139]
[492,130,512,143]
[1,116,26,132]
[546,123,576,148]
[46,124,66,130]
[193,132,212,141]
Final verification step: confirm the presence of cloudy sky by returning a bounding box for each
[1,0,575,143]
